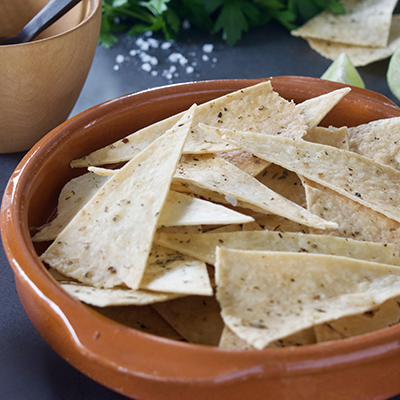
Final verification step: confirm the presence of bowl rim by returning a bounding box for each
[1,0,101,48]
[3,76,400,387]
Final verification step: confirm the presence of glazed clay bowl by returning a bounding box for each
[3,76,400,400]
[0,0,101,154]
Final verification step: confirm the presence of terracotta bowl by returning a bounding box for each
[3,77,400,400]
[0,0,101,154]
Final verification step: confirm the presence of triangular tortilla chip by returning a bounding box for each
[215,247,400,349]
[155,230,400,266]
[139,244,212,296]
[216,150,270,177]
[91,304,184,340]
[305,183,400,254]
[59,282,184,307]
[256,214,309,233]
[204,125,400,224]
[219,325,316,349]
[347,116,400,170]
[158,191,254,227]
[291,0,397,48]
[41,106,194,289]
[256,164,306,207]
[32,172,109,242]
[303,126,349,150]
[70,81,307,167]
[315,296,400,342]
[296,87,351,130]
[306,15,400,67]
[152,295,225,345]
[173,154,336,230]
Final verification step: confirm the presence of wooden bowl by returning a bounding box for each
[3,77,400,400]
[0,0,101,153]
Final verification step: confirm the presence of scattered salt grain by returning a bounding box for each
[168,52,188,66]
[225,196,238,207]
[186,66,194,74]
[129,49,138,56]
[161,42,172,50]
[141,63,152,72]
[113,65,119,71]
[115,54,125,64]
[136,37,150,51]
[151,70,158,76]
[202,54,209,61]
[147,38,159,48]
[202,44,214,53]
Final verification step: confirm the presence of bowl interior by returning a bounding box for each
[4,77,400,399]
[0,0,92,39]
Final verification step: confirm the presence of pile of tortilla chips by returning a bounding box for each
[291,0,400,67]
[34,80,400,349]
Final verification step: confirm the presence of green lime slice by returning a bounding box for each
[387,46,400,101]
[321,52,365,89]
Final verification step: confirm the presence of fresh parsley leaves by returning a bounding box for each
[100,0,345,48]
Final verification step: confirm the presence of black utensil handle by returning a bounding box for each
[22,0,84,42]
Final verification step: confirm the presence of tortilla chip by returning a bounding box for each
[152,295,225,345]
[215,247,400,349]
[174,154,336,230]
[204,125,400,224]
[32,172,109,242]
[304,126,349,150]
[296,88,351,130]
[315,296,400,342]
[59,282,184,307]
[71,81,307,168]
[216,150,270,177]
[256,214,309,233]
[347,116,400,170]
[305,183,400,254]
[158,191,254,227]
[40,106,194,289]
[155,230,400,266]
[157,225,202,234]
[219,325,316,349]
[306,15,400,66]
[92,305,184,340]
[291,0,397,48]
[139,244,212,296]
[256,164,306,207]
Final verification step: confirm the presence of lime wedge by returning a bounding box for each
[387,47,400,101]
[321,52,365,89]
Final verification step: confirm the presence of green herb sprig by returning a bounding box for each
[100,0,345,48]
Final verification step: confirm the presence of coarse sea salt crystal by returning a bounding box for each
[225,196,238,207]
[115,54,125,64]
[113,65,119,71]
[141,63,152,72]
[202,54,209,61]
[136,37,150,51]
[186,66,194,74]
[202,44,214,53]
[129,49,138,56]
[151,70,158,76]
[147,38,159,48]
[161,42,172,50]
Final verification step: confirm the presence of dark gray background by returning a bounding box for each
[1,18,400,400]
